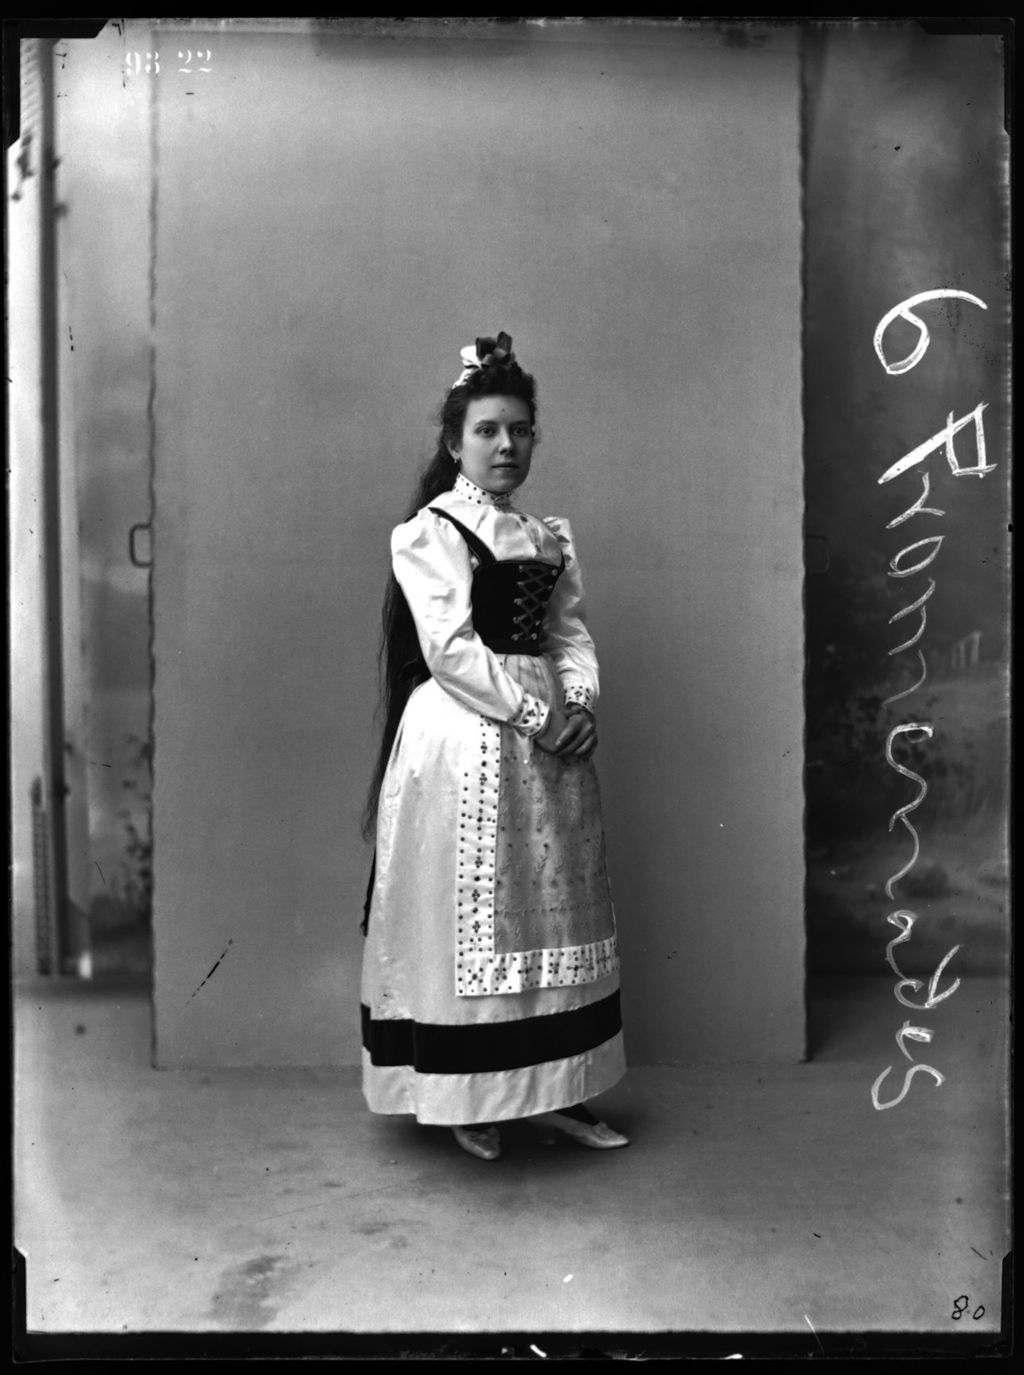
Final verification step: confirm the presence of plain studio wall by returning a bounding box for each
[151,22,804,1067]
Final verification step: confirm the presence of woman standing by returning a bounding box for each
[362,334,627,1160]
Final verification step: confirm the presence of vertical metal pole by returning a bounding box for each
[37,39,71,970]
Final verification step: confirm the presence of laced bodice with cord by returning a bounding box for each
[389,471,599,733]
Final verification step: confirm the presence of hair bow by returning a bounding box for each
[452,331,514,388]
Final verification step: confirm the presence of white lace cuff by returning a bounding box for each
[562,682,596,713]
[510,691,549,738]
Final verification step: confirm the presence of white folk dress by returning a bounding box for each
[361,472,625,1125]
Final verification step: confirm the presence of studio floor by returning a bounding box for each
[15,973,1010,1349]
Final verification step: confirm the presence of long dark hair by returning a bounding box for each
[361,336,538,841]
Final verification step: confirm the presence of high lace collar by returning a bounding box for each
[452,471,515,511]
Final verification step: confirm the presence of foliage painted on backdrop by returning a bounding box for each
[868,289,995,1112]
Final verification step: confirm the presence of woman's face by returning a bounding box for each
[450,395,534,495]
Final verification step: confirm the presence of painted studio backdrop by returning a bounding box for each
[11,21,1007,1081]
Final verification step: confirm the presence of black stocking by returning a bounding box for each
[557,1103,600,1125]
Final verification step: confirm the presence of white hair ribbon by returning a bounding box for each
[452,345,483,388]
[451,333,514,389]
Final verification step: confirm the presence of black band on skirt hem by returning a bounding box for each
[362,990,621,1074]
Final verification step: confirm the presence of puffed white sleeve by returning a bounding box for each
[391,510,552,737]
[540,517,599,714]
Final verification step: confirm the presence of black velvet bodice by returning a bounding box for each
[428,506,564,655]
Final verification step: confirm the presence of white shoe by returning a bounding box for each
[452,1125,502,1160]
[531,1112,630,1150]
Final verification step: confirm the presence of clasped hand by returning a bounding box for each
[537,705,597,759]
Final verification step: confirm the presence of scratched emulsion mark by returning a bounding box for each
[868,289,995,1111]
[804,1314,825,1356]
[190,939,233,999]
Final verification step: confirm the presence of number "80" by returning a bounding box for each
[951,1295,985,1321]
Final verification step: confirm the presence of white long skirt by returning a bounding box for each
[361,652,625,1125]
